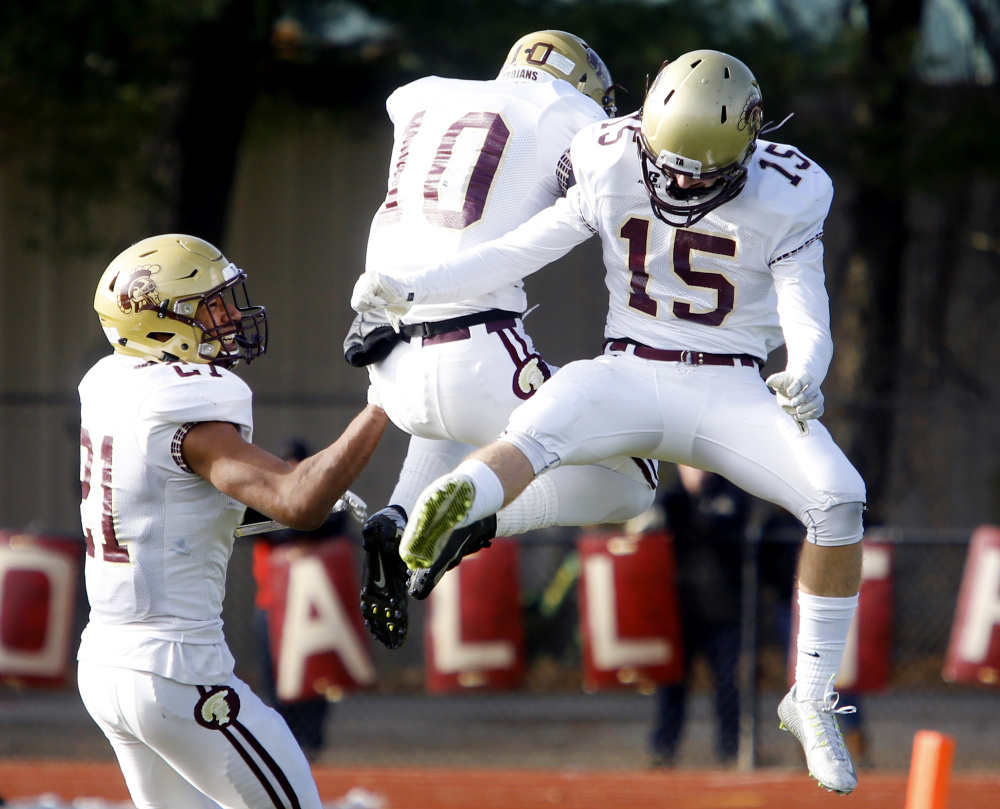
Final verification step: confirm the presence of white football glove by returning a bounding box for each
[350,272,413,316]
[366,383,382,410]
[766,370,825,423]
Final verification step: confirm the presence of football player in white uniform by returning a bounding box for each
[353,31,657,650]
[353,51,866,795]
[78,234,388,809]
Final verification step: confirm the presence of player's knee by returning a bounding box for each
[499,430,560,475]
[603,479,656,523]
[803,501,865,547]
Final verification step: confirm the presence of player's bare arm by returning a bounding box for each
[183,406,388,531]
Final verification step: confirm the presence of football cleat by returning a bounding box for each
[359,505,409,650]
[778,685,858,795]
[407,515,498,600]
[399,474,476,570]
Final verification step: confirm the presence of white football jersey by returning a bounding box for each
[405,115,836,384]
[77,354,253,684]
[365,72,607,321]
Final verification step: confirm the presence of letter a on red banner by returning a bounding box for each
[943,525,1000,688]
[0,532,81,687]
[787,540,893,692]
[267,538,376,702]
[425,538,525,693]
[578,531,683,692]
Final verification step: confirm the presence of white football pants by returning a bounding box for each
[504,349,866,524]
[370,320,656,526]
[78,662,322,809]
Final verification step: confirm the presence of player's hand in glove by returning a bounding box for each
[766,370,825,422]
[351,272,413,316]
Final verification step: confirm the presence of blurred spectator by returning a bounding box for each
[248,438,348,761]
[650,465,749,766]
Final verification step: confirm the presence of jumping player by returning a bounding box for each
[353,31,657,650]
[353,50,866,795]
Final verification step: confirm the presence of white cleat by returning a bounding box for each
[399,474,475,570]
[778,685,858,795]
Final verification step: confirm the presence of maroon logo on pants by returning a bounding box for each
[194,686,241,729]
[491,325,552,400]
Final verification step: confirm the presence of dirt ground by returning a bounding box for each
[2,760,1000,809]
[3,687,999,807]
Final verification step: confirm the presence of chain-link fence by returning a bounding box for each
[2,525,998,773]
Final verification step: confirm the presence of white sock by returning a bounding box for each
[452,459,505,527]
[794,590,859,701]
[496,474,559,536]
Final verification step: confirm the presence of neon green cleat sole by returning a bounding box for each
[400,475,475,570]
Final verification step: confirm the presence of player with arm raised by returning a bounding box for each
[78,234,388,809]
[353,31,657,650]
[355,50,866,795]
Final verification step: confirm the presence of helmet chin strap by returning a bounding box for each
[649,199,712,229]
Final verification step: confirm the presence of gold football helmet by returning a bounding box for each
[499,30,616,116]
[638,50,763,227]
[94,234,267,367]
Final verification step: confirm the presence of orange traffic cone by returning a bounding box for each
[904,730,956,809]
